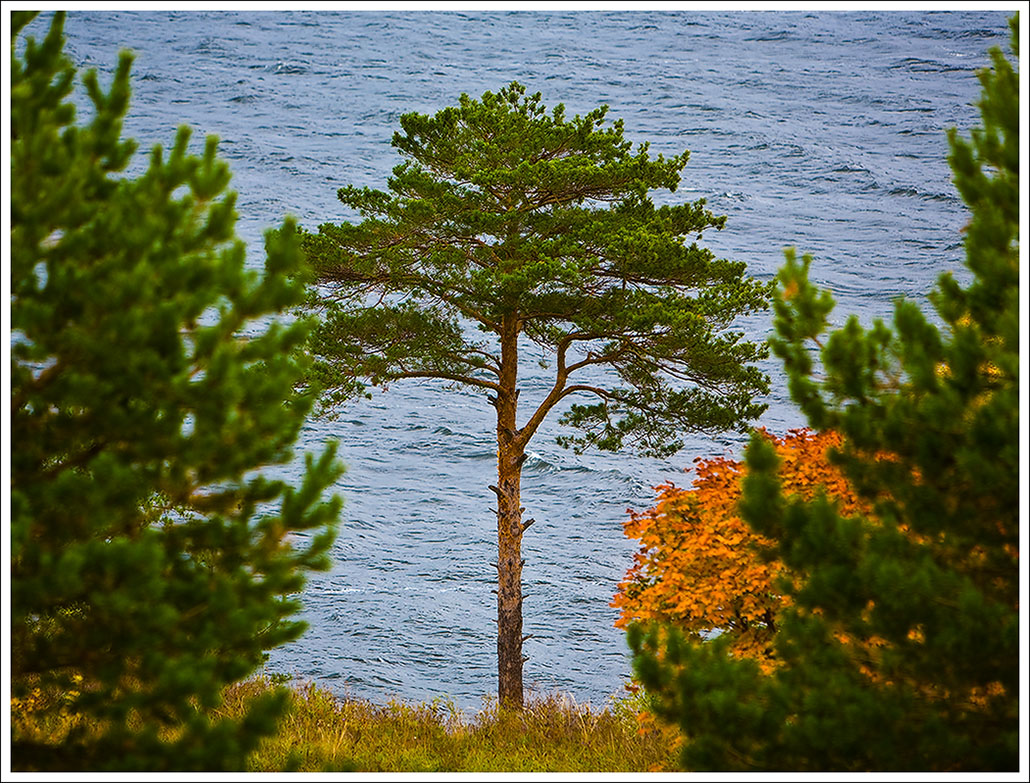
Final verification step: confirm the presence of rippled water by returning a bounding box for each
[56,9,1008,709]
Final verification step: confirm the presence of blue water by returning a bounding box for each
[54,9,1008,710]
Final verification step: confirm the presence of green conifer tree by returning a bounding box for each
[629,15,1020,772]
[301,82,771,707]
[10,12,342,771]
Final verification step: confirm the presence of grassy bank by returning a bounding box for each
[11,675,680,772]
[221,677,680,772]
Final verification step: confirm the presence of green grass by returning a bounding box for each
[217,677,680,772]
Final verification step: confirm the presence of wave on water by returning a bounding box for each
[271,61,309,75]
[889,56,971,73]
[885,186,957,203]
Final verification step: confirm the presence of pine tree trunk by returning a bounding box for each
[495,313,525,709]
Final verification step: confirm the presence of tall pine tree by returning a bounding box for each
[629,15,1020,772]
[10,12,341,770]
[301,82,771,707]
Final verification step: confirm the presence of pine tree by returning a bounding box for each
[302,83,771,707]
[10,12,342,771]
[629,15,1019,772]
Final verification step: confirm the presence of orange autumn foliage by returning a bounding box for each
[613,428,874,673]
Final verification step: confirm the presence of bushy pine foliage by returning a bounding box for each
[10,12,341,771]
[629,15,1019,772]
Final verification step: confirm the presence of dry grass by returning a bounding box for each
[219,676,680,772]
[11,674,680,772]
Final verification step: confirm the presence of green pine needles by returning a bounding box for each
[304,82,771,456]
[10,12,342,771]
[629,15,1020,772]
[301,81,771,706]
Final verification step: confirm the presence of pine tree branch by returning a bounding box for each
[391,370,503,393]
[560,384,616,401]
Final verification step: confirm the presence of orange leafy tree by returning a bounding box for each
[613,428,874,673]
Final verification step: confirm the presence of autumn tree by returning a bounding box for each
[301,82,771,707]
[10,12,341,770]
[614,428,873,673]
[629,15,1019,771]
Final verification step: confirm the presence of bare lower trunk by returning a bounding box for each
[494,313,525,709]
[495,437,524,708]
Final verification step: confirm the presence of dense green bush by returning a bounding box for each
[630,15,1019,772]
[11,12,341,770]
